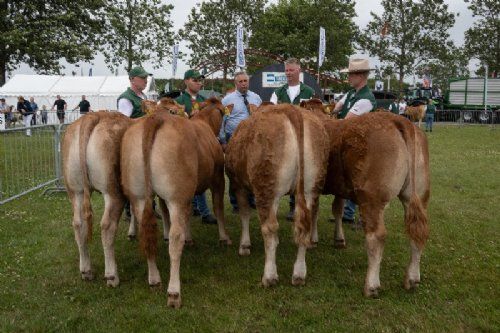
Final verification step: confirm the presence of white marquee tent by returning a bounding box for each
[0,74,157,111]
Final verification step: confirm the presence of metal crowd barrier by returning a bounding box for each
[0,124,67,205]
[3,111,83,129]
[434,110,499,127]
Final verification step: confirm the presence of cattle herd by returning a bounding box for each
[62,97,430,309]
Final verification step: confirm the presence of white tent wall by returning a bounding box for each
[0,74,157,112]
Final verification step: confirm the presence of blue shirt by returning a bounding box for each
[219,90,262,144]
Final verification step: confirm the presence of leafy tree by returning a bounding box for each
[100,0,175,73]
[464,0,499,76]
[359,0,457,92]
[0,0,105,86]
[179,0,267,85]
[250,0,358,73]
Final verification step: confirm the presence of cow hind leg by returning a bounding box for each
[401,197,429,290]
[69,190,93,281]
[100,193,124,287]
[236,188,252,256]
[210,176,232,245]
[158,198,170,242]
[310,197,320,247]
[359,202,387,298]
[259,199,280,287]
[333,197,346,249]
[166,203,188,309]
[133,198,161,286]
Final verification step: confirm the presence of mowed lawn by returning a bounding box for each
[0,125,499,332]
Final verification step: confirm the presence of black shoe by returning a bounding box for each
[286,210,294,221]
[202,215,217,225]
[342,217,355,224]
[192,208,201,216]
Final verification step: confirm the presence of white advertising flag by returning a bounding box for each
[236,24,246,68]
[318,27,326,67]
[318,27,326,68]
[171,44,179,77]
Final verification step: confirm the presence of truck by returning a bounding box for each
[405,77,500,123]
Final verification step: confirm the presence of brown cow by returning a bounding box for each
[405,105,426,128]
[120,97,231,308]
[62,111,132,286]
[225,103,329,287]
[321,112,430,297]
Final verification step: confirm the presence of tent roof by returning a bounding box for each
[0,74,155,97]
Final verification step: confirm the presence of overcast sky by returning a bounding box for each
[11,0,478,79]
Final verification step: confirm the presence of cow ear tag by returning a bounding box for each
[325,106,331,114]
[224,107,231,116]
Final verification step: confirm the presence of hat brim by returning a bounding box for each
[340,68,373,74]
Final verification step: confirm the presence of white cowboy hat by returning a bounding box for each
[340,58,373,74]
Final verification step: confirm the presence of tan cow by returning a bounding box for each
[405,105,426,128]
[225,103,330,287]
[120,97,231,308]
[62,111,132,286]
[320,112,430,297]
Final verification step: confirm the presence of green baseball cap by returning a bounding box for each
[129,66,151,78]
[184,69,205,80]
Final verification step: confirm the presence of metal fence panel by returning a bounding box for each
[0,124,66,205]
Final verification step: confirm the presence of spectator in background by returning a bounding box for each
[388,99,399,114]
[425,98,436,132]
[73,95,91,115]
[17,96,34,136]
[29,97,39,125]
[51,95,67,124]
[0,98,7,127]
[41,105,48,124]
[398,98,407,116]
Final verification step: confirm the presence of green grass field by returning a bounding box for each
[1,125,499,332]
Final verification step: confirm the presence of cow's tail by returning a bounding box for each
[285,108,311,246]
[78,113,100,242]
[140,114,164,259]
[395,118,429,249]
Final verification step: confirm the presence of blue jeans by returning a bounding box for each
[426,113,434,131]
[343,200,356,220]
[192,192,211,217]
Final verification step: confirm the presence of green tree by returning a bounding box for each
[250,0,357,73]
[0,0,105,86]
[179,0,267,85]
[101,0,175,73]
[359,0,457,92]
[464,0,499,76]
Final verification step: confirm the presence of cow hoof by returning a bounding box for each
[105,275,119,287]
[307,242,318,249]
[334,239,347,249]
[291,276,306,286]
[149,281,162,288]
[81,270,94,281]
[239,245,251,256]
[262,276,279,287]
[127,234,136,241]
[364,287,380,298]
[185,239,195,246]
[404,278,420,290]
[167,293,182,309]
[219,239,232,246]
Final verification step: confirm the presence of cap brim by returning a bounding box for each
[193,74,205,79]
